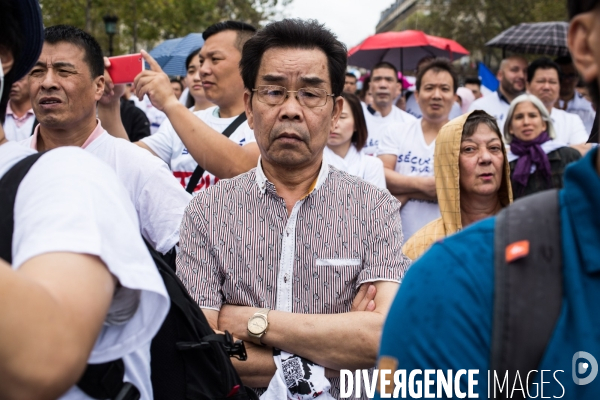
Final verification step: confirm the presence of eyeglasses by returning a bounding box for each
[252,85,334,108]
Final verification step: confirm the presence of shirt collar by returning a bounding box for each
[30,119,105,151]
[562,147,600,273]
[497,91,511,105]
[255,156,330,197]
[6,101,34,118]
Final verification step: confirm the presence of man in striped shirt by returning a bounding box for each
[177,19,411,398]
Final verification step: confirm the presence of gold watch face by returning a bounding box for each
[248,316,267,335]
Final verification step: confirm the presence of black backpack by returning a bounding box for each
[491,189,563,399]
[0,152,258,400]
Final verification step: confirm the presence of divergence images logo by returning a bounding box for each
[572,351,598,385]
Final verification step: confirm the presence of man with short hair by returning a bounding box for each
[555,55,596,133]
[0,2,169,398]
[362,61,417,156]
[177,19,409,399]
[526,57,590,151]
[100,21,260,194]
[344,71,358,93]
[469,55,528,127]
[379,58,457,240]
[375,1,600,398]
[20,25,191,255]
[464,76,483,99]
[3,75,35,141]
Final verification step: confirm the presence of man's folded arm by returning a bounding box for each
[379,154,436,199]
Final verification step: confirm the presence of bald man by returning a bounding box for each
[468,55,528,128]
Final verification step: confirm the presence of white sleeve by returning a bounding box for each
[137,160,192,254]
[12,147,169,363]
[140,118,176,164]
[377,124,403,156]
[364,156,387,189]
[567,113,590,144]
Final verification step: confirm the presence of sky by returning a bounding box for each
[283,0,396,49]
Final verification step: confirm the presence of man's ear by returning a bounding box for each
[0,46,15,76]
[330,95,343,129]
[568,13,599,84]
[93,75,105,101]
[244,90,254,130]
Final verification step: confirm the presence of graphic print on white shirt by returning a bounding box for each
[141,106,256,194]
[378,119,441,240]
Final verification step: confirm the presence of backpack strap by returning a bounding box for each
[0,152,46,263]
[185,112,247,193]
[491,189,563,399]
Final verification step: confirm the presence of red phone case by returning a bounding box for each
[106,53,144,84]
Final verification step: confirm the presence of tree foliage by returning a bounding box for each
[39,0,290,55]
[391,0,568,67]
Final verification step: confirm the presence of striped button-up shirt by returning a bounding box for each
[177,159,411,397]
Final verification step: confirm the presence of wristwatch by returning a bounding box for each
[247,308,270,345]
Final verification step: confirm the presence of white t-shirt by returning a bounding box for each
[18,127,191,254]
[0,142,169,400]
[323,145,386,188]
[378,119,441,240]
[362,104,417,156]
[557,93,596,134]
[468,91,511,129]
[405,94,463,120]
[141,106,256,194]
[550,107,590,145]
[131,95,167,134]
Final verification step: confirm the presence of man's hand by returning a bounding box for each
[99,57,125,106]
[419,176,437,200]
[133,50,179,113]
[351,283,376,312]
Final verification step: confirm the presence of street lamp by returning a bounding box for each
[102,14,119,56]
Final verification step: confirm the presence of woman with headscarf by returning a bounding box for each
[504,94,581,199]
[403,111,513,260]
[324,92,386,188]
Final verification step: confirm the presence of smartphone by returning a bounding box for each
[106,53,144,84]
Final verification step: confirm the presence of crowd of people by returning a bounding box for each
[1,0,600,398]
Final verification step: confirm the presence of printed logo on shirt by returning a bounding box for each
[182,147,189,155]
[397,152,432,173]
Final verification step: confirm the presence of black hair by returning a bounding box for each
[527,57,561,83]
[359,75,371,101]
[240,19,347,97]
[44,25,104,78]
[0,0,25,123]
[202,20,257,52]
[185,47,201,70]
[464,77,481,87]
[554,55,573,65]
[568,0,600,18]
[340,92,368,150]
[372,61,398,81]
[416,58,458,93]
[170,77,183,91]
[345,72,357,80]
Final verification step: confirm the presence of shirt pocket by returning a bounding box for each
[306,258,362,314]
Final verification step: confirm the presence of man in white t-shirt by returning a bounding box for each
[526,57,591,154]
[99,21,261,193]
[22,25,191,254]
[362,61,417,156]
[0,3,169,398]
[468,55,528,128]
[3,75,36,141]
[556,55,596,133]
[379,58,457,240]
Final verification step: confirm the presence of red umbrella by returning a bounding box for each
[348,30,469,71]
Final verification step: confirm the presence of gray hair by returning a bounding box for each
[503,93,556,144]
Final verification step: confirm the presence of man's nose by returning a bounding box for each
[40,70,59,91]
[280,93,303,121]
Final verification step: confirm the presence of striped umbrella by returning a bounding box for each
[148,33,204,76]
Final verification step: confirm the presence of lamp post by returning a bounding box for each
[102,14,119,56]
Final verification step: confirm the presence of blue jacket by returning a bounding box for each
[376,148,600,399]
